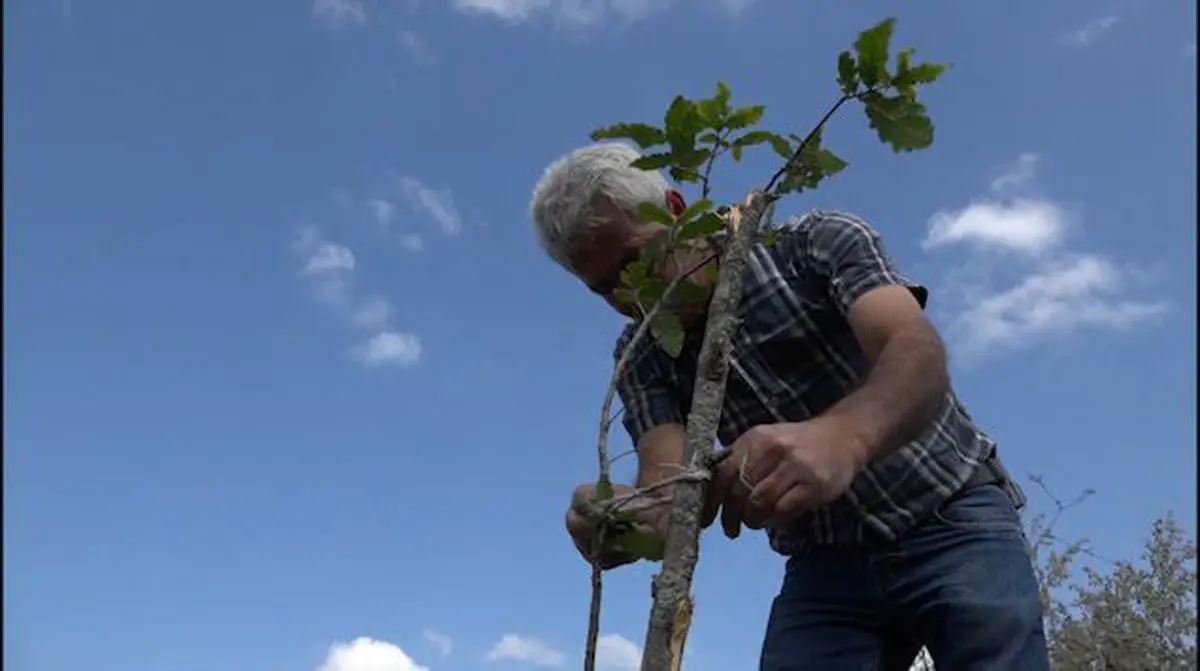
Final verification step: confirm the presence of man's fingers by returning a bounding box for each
[720,497,743,539]
[774,482,818,522]
[744,465,793,529]
[703,458,738,528]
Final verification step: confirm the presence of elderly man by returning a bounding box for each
[531,142,1050,670]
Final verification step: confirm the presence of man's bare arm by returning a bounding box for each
[634,423,688,488]
[822,284,949,462]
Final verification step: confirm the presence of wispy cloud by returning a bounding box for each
[1059,14,1119,48]
[453,0,753,27]
[923,152,1166,359]
[353,331,423,367]
[294,226,423,368]
[297,227,356,305]
[421,629,453,658]
[317,637,429,671]
[398,28,436,64]
[1183,43,1197,60]
[313,0,367,28]
[367,197,426,252]
[398,177,463,236]
[946,254,1166,355]
[989,152,1038,193]
[485,634,566,667]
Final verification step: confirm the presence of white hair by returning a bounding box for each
[530,142,671,272]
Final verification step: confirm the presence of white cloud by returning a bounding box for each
[1060,14,1119,47]
[486,634,566,667]
[353,331,423,367]
[924,153,1066,256]
[947,255,1166,356]
[313,0,367,28]
[924,199,1068,256]
[595,634,641,670]
[422,629,453,658]
[296,226,356,305]
[294,227,423,368]
[453,0,750,26]
[454,0,554,23]
[317,637,429,671]
[398,177,462,236]
[923,153,1165,358]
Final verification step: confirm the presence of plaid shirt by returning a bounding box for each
[615,210,1015,554]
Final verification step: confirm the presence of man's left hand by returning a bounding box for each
[702,417,870,539]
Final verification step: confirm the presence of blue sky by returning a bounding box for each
[4,0,1195,669]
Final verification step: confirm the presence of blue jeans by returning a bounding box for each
[760,483,1051,670]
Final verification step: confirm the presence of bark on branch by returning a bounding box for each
[638,191,770,671]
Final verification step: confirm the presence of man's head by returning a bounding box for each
[530,142,713,317]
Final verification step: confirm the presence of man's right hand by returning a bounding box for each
[565,482,673,570]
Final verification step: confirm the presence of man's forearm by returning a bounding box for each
[633,424,688,488]
[823,324,949,463]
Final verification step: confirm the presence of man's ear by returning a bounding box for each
[666,189,687,216]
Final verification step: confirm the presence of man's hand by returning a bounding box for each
[702,417,869,539]
[565,482,672,570]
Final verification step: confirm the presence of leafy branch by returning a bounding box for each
[579,17,947,671]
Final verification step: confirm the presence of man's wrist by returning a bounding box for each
[819,412,877,470]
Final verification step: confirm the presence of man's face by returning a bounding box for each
[569,195,716,321]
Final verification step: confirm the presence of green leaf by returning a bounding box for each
[862,92,934,152]
[774,128,849,195]
[695,82,733,127]
[668,166,701,184]
[725,104,766,130]
[672,279,710,305]
[635,202,675,227]
[595,478,615,502]
[629,153,674,170]
[766,133,794,160]
[639,233,669,265]
[903,62,947,85]
[677,198,713,224]
[854,17,895,88]
[892,48,948,97]
[590,122,667,149]
[615,530,664,562]
[612,287,636,306]
[678,211,725,240]
[664,95,701,152]
[729,130,792,162]
[807,147,849,176]
[650,312,685,358]
[638,277,668,307]
[715,81,732,108]
[619,259,650,289]
[836,50,859,94]
[672,148,711,169]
